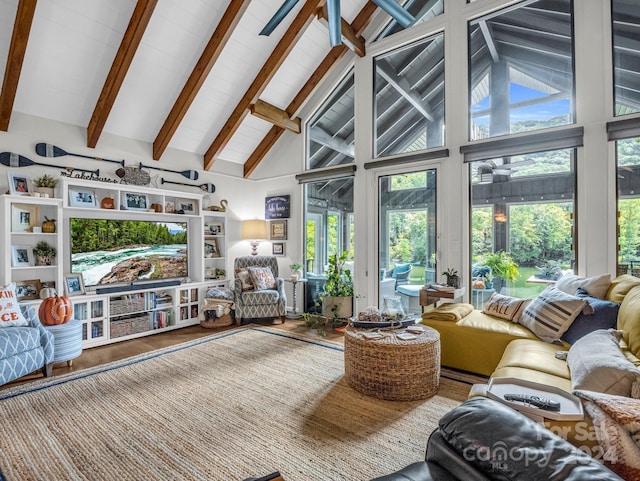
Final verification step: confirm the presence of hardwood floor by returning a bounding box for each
[2,319,344,390]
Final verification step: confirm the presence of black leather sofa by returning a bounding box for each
[372,397,623,481]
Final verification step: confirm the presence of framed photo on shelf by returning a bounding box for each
[206,222,224,235]
[64,273,85,296]
[121,192,149,211]
[270,220,288,240]
[7,172,31,196]
[11,203,39,232]
[272,242,285,256]
[204,239,220,258]
[165,199,175,213]
[11,245,32,267]
[69,188,97,208]
[40,280,56,291]
[176,199,196,215]
[15,279,41,301]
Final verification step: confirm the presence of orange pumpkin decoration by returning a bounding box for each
[39,295,73,325]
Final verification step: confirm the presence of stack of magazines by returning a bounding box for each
[424,283,456,293]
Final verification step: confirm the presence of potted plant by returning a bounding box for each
[480,251,520,292]
[32,174,58,197]
[442,268,459,288]
[290,262,303,281]
[32,241,56,266]
[321,251,354,321]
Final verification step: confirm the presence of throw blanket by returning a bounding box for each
[420,303,474,322]
[575,389,640,480]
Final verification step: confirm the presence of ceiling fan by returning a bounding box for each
[476,159,535,183]
[260,0,415,47]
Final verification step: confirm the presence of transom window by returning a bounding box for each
[468,0,575,140]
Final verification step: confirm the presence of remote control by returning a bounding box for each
[503,393,561,411]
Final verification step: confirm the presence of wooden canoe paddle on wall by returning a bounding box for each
[35,143,124,166]
[0,152,100,175]
[140,162,199,181]
[161,177,215,193]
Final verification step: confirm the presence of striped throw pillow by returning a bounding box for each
[519,285,587,343]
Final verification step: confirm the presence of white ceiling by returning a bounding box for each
[0,0,372,170]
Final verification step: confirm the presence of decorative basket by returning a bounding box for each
[200,313,233,328]
[42,217,56,233]
[199,298,234,328]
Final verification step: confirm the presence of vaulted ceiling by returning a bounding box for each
[0,0,383,178]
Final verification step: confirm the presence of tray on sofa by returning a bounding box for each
[484,377,584,421]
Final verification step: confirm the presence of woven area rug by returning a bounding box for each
[0,327,469,481]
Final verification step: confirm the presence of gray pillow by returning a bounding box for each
[566,329,640,396]
[519,285,586,343]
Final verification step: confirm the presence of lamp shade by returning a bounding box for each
[241,219,267,240]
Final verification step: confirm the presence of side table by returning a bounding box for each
[419,287,466,308]
[43,318,83,367]
[344,325,441,401]
[284,278,307,319]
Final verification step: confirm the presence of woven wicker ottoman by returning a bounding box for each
[344,325,440,401]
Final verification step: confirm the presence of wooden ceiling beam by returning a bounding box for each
[0,0,38,131]
[316,5,366,57]
[243,1,378,178]
[87,0,158,148]
[250,99,301,133]
[204,0,322,171]
[152,0,250,160]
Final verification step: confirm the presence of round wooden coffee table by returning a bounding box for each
[344,324,440,401]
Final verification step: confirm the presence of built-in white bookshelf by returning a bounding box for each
[1,178,230,348]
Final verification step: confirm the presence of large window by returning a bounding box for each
[612,0,640,116]
[470,148,576,307]
[303,70,356,313]
[374,32,445,157]
[616,137,640,275]
[306,72,355,170]
[468,0,575,140]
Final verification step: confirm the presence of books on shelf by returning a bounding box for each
[424,283,456,293]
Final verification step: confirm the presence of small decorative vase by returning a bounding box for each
[381,296,405,321]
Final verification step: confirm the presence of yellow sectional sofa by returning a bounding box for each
[420,274,640,449]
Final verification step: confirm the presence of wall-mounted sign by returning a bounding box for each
[265,195,290,219]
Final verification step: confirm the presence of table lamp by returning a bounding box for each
[241,219,267,255]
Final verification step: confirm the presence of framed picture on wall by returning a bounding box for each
[272,242,285,256]
[265,195,290,219]
[270,220,287,240]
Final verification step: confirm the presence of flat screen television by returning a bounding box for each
[70,218,188,288]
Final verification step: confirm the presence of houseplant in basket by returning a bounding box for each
[321,251,354,321]
[32,241,56,266]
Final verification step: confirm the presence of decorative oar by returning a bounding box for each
[139,162,199,181]
[35,143,124,166]
[161,177,215,193]
[0,152,99,176]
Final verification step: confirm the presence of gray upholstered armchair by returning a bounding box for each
[234,256,286,325]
